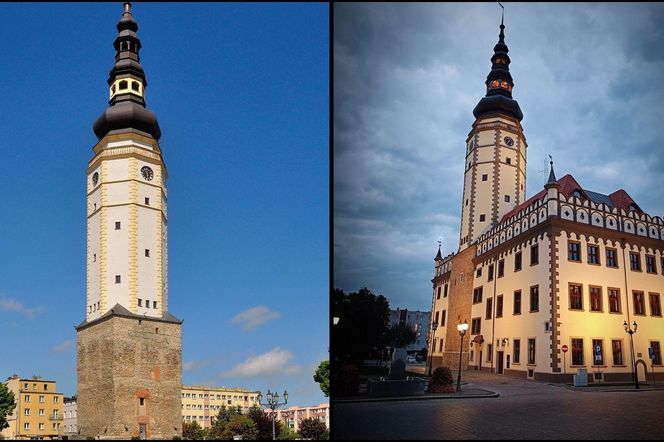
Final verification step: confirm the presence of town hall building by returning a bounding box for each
[428,18,664,383]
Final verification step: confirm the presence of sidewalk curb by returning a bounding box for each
[333,391,500,404]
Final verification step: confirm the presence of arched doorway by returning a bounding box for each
[636,359,649,383]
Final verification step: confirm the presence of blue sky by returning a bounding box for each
[0,3,329,407]
[334,3,664,311]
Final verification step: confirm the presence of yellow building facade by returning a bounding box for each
[181,386,260,428]
[1,376,64,440]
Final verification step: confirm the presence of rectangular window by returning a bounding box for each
[569,284,583,310]
[115,275,121,284]
[572,338,584,366]
[514,290,521,315]
[39,423,45,430]
[646,255,656,274]
[487,344,493,362]
[153,301,157,309]
[473,287,483,304]
[439,338,444,353]
[649,293,662,317]
[24,408,30,415]
[488,264,494,281]
[513,339,521,364]
[568,241,581,261]
[482,174,488,181]
[436,286,441,300]
[140,398,145,406]
[434,311,439,326]
[505,194,510,202]
[480,214,486,222]
[24,423,30,430]
[530,286,539,312]
[606,248,617,268]
[528,339,536,365]
[630,252,641,271]
[145,197,150,205]
[651,342,662,365]
[530,244,539,265]
[633,291,645,315]
[589,286,602,312]
[592,339,604,366]
[54,396,59,403]
[39,395,44,403]
[514,252,522,271]
[115,221,121,230]
[441,310,446,327]
[476,267,482,277]
[498,260,504,278]
[471,317,481,335]
[24,395,30,402]
[587,245,600,265]
[496,295,503,318]
[145,249,150,257]
[608,288,621,313]
[138,298,142,307]
[612,340,623,365]
[39,409,44,416]
[443,284,448,298]
[486,298,493,320]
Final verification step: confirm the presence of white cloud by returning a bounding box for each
[220,348,302,378]
[183,360,209,372]
[231,305,282,331]
[52,340,72,353]
[0,298,42,318]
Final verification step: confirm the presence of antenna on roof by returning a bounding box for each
[498,2,504,25]
[537,138,550,187]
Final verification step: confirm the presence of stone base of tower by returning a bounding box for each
[76,310,182,440]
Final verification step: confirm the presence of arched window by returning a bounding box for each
[119,80,128,90]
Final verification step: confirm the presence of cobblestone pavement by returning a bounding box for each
[333,370,664,439]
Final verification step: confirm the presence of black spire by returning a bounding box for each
[93,2,161,141]
[472,10,523,122]
[545,155,559,188]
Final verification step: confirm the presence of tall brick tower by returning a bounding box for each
[76,3,182,439]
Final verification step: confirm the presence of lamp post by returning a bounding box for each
[428,321,438,376]
[456,320,469,392]
[624,320,639,389]
[257,389,288,440]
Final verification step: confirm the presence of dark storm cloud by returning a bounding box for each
[334,3,664,310]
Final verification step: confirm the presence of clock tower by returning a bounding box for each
[76,3,182,439]
[458,18,527,250]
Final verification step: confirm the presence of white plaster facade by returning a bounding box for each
[85,134,168,321]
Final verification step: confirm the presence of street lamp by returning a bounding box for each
[257,389,288,440]
[624,320,639,389]
[456,320,469,392]
[428,321,438,376]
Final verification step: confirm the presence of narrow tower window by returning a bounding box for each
[145,197,150,205]
[138,299,142,307]
[115,221,121,230]
[119,80,128,89]
[145,249,150,257]
[153,301,157,309]
[115,275,121,284]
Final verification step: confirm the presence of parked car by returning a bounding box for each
[415,353,425,362]
[406,355,416,363]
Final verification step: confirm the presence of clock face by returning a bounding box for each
[504,136,514,147]
[141,166,154,181]
[92,172,99,186]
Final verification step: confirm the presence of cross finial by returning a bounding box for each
[549,154,553,167]
[498,2,504,26]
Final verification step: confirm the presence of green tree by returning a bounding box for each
[386,323,417,348]
[247,406,281,440]
[0,384,16,431]
[332,287,390,363]
[222,415,258,440]
[313,360,329,397]
[297,418,328,440]
[182,420,204,440]
[277,425,300,440]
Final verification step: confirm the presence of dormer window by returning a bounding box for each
[572,190,582,199]
[628,204,636,212]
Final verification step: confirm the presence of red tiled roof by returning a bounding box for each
[499,174,640,224]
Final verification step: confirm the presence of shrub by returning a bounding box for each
[428,367,456,393]
[333,363,360,397]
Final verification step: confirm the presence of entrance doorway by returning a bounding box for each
[497,351,504,374]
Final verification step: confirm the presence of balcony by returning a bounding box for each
[49,414,63,421]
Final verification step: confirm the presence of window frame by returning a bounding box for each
[514,251,522,272]
[571,337,585,366]
[633,291,646,315]
[568,241,581,262]
[649,293,662,317]
[587,244,600,265]
[611,339,624,366]
[606,247,618,268]
[589,285,603,312]
[513,338,521,364]
[529,285,539,313]
[513,290,521,315]
[608,287,621,314]
[530,244,539,266]
[527,338,536,365]
[630,252,641,271]
[569,283,583,311]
